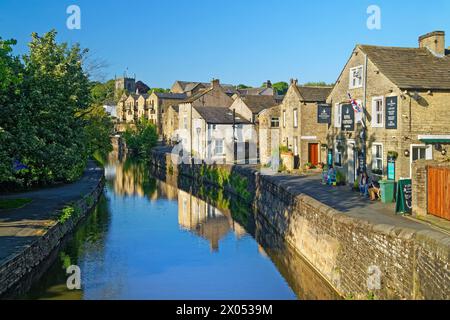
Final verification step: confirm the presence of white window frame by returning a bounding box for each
[214,139,224,156]
[183,115,188,130]
[410,144,433,177]
[334,103,342,128]
[293,109,298,128]
[371,96,384,128]
[349,65,363,89]
[270,117,280,128]
[371,143,383,176]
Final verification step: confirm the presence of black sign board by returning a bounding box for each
[396,179,412,214]
[317,104,332,124]
[385,96,398,129]
[341,104,355,131]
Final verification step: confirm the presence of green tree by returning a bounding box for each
[123,119,158,159]
[237,84,252,89]
[272,81,289,95]
[90,79,115,104]
[147,88,170,94]
[0,38,24,184]
[303,81,333,87]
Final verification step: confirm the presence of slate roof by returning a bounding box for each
[174,81,236,94]
[240,95,278,114]
[183,87,214,103]
[194,106,251,124]
[296,86,332,102]
[154,92,187,100]
[359,45,450,90]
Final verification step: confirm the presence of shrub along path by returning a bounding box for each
[0,161,104,265]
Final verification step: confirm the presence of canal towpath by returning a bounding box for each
[0,160,104,268]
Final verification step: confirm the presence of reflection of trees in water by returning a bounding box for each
[106,154,157,199]
[23,196,111,300]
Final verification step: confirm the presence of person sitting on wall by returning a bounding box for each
[368,179,381,201]
[359,171,370,197]
[327,165,336,186]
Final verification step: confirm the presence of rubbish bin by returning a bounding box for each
[379,180,395,204]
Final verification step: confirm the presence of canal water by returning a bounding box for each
[23,154,339,300]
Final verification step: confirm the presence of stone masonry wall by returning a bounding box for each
[0,170,105,297]
[151,149,450,299]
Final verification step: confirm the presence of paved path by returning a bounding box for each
[0,161,104,265]
[259,170,449,235]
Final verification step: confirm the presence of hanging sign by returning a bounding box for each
[317,104,332,124]
[341,104,355,131]
[385,96,398,129]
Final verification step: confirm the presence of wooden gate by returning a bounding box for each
[428,167,450,221]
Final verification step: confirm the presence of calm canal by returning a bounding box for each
[23,154,339,300]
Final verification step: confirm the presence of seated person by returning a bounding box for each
[368,180,381,201]
[327,165,336,185]
[359,171,369,197]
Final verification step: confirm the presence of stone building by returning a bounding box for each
[178,79,255,163]
[136,94,149,120]
[232,81,285,102]
[146,92,187,134]
[163,105,180,144]
[258,105,281,165]
[326,30,450,184]
[115,76,136,94]
[279,80,332,169]
[123,93,139,123]
[171,80,237,97]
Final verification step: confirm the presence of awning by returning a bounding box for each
[418,135,450,144]
[419,138,450,144]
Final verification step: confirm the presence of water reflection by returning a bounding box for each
[22,153,338,300]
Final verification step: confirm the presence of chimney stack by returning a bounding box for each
[211,78,220,88]
[266,80,272,88]
[290,78,298,86]
[419,31,445,57]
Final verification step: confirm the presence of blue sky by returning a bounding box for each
[1,0,449,88]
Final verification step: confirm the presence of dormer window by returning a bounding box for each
[349,66,363,89]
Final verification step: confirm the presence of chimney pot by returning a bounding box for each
[266,80,272,88]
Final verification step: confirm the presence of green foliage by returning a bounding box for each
[336,170,346,185]
[148,88,170,94]
[272,82,289,95]
[303,81,333,87]
[123,119,158,159]
[279,145,290,154]
[237,84,252,89]
[90,79,115,104]
[0,30,113,190]
[58,205,81,223]
[0,198,32,209]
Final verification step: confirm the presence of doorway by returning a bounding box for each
[347,141,356,184]
[308,143,319,166]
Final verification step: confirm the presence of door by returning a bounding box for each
[347,142,356,183]
[428,167,450,221]
[308,143,319,166]
[293,137,300,169]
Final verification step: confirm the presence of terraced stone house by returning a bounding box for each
[326,31,450,184]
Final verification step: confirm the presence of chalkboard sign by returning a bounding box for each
[385,96,398,129]
[341,104,355,131]
[387,157,395,181]
[396,179,412,214]
[318,104,332,124]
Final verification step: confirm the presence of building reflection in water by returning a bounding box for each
[177,189,247,252]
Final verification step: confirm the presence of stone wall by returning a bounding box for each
[150,148,450,299]
[0,170,105,297]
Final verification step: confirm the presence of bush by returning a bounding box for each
[123,119,158,159]
[336,170,346,185]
